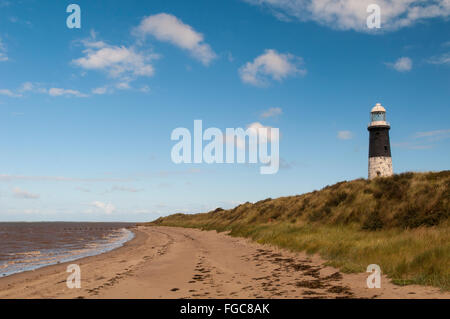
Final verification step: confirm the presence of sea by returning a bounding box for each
[0,222,135,277]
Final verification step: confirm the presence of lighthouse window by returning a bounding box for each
[371,112,385,122]
[384,146,388,152]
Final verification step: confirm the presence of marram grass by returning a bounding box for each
[148,171,450,291]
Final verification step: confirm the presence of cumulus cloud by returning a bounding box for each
[261,107,283,118]
[13,187,39,199]
[386,57,412,72]
[48,88,88,97]
[133,13,217,65]
[244,0,450,32]
[72,36,157,82]
[239,49,306,86]
[337,130,353,140]
[91,201,116,214]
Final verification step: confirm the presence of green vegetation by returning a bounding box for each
[148,171,450,290]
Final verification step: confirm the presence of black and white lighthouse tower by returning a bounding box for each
[368,103,393,179]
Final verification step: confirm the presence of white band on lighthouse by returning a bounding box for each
[369,157,393,179]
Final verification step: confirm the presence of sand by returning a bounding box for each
[0,226,448,299]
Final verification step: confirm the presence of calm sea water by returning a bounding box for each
[0,222,135,277]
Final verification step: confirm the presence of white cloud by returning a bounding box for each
[72,38,157,80]
[386,57,412,72]
[91,201,116,214]
[92,86,108,95]
[1,83,88,98]
[427,52,450,66]
[92,82,149,95]
[0,89,21,97]
[134,13,217,66]
[13,187,39,199]
[337,130,353,140]
[115,81,131,90]
[239,49,306,86]
[261,107,283,118]
[48,88,88,97]
[244,0,450,32]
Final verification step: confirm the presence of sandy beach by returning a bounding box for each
[0,225,448,299]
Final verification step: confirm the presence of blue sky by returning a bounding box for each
[0,0,449,222]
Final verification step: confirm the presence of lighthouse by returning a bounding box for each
[368,103,393,179]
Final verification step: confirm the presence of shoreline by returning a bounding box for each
[0,226,448,299]
[0,227,135,279]
[0,227,144,298]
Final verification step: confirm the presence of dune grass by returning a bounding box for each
[148,171,450,290]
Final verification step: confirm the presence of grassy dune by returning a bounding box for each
[149,171,450,290]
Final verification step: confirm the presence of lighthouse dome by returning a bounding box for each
[371,103,386,113]
[368,103,389,128]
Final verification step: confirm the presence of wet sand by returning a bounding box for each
[0,226,448,299]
